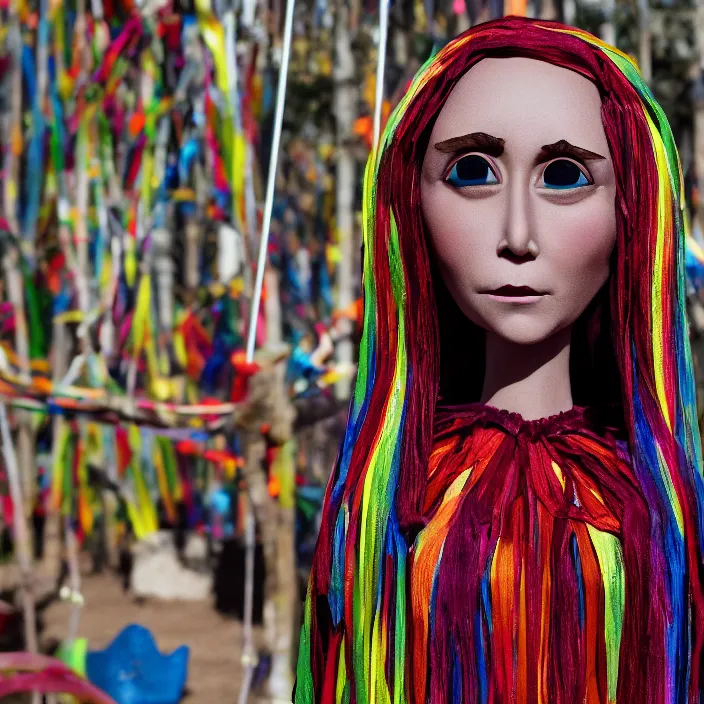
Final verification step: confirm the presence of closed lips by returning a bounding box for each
[486,285,547,296]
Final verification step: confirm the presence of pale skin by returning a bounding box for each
[421,57,618,421]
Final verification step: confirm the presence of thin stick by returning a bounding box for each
[4,13,22,239]
[50,318,74,656]
[3,245,36,695]
[64,516,82,644]
[4,247,35,530]
[245,0,296,364]
[237,506,257,704]
[74,0,90,314]
[372,0,390,151]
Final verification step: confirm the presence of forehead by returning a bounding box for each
[429,57,607,153]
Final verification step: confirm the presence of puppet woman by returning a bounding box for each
[294,16,704,703]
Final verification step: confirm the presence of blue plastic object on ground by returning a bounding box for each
[86,624,189,704]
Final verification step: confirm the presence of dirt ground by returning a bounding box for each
[42,571,252,702]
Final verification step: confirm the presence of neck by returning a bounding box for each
[480,326,573,421]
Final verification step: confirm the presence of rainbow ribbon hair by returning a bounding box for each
[296,17,704,703]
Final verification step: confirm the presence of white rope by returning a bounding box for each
[245,0,297,364]
[372,0,390,150]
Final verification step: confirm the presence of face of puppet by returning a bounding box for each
[420,57,617,346]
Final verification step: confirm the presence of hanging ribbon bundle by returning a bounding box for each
[0,0,369,563]
[0,0,280,542]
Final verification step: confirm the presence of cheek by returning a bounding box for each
[545,197,616,290]
[421,183,498,279]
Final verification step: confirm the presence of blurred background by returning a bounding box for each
[2,0,704,701]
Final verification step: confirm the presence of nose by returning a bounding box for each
[499,178,539,260]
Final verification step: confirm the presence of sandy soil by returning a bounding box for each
[42,571,252,702]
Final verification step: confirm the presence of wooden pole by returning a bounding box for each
[4,246,36,524]
[4,12,22,240]
[240,0,296,693]
[237,365,296,702]
[333,0,357,401]
[0,403,39,670]
[2,11,35,531]
[638,0,652,84]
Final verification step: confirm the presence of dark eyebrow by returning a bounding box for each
[538,139,606,162]
[434,132,505,157]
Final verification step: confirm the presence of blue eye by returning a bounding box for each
[445,155,499,188]
[542,159,590,189]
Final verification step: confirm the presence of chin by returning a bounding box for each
[481,314,564,346]
[490,326,556,345]
[458,295,568,346]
